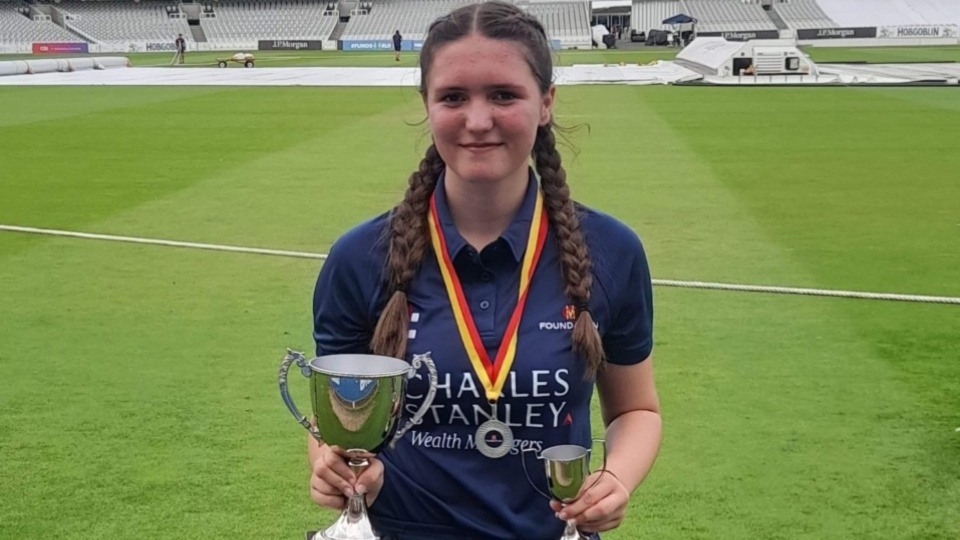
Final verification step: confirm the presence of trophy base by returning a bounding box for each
[305,495,379,540]
[306,529,379,540]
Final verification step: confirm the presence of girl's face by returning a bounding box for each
[425,33,555,189]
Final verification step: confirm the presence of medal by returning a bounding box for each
[475,402,514,459]
[428,188,548,459]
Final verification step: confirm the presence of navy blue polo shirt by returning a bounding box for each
[313,169,653,540]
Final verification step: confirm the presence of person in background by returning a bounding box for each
[393,29,403,62]
[174,33,186,65]
[308,2,663,539]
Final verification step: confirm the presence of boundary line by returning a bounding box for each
[0,224,323,260]
[2,224,958,305]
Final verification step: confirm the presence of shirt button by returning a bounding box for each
[479,300,491,310]
[481,272,493,282]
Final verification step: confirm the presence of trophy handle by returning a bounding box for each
[279,349,322,441]
[585,437,609,494]
[594,438,608,472]
[520,447,553,501]
[389,351,438,448]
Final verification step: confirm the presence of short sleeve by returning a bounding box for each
[312,218,388,357]
[598,227,654,366]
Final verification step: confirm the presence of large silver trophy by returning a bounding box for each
[279,349,438,540]
[524,440,607,540]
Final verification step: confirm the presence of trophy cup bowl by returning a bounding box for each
[542,445,591,503]
[523,440,606,540]
[279,350,438,540]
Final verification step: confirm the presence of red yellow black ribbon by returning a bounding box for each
[427,189,549,401]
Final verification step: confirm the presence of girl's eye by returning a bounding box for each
[492,91,517,102]
[441,94,466,103]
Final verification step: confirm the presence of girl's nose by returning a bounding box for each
[464,101,494,132]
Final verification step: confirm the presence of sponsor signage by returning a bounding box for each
[878,25,960,39]
[796,27,877,40]
[341,40,424,52]
[32,42,88,54]
[698,30,779,41]
[341,40,392,51]
[258,40,322,50]
[145,42,178,51]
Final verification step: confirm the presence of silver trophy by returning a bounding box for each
[523,440,607,540]
[279,349,438,540]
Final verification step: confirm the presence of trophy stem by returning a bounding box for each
[560,519,583,540]
[558,503,587,540]
[316,457,378,540]
[348,457,369,478]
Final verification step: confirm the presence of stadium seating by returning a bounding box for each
[680,0,777,32]
[523,1,592,48]
[340,0,474,41]
[905,0,960,25]
[816,0,960,26]
[772,1,837,30]
[0,2,82,43]
[631,0,682,34]
[57,0,191,44]
[4,0,957,53]
[202,0,339,43]
[340,0,590,48]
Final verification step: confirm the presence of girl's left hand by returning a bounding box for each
[548,470,630,534]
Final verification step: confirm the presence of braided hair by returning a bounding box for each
[371,1,605,377]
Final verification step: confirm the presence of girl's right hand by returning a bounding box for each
[310,445,385,510]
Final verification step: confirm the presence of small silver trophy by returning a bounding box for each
[279,349,438,540]
[524,440,607,540]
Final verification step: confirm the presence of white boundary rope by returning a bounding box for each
[653,279,960,305]
[0,224,324,260]
[3,224,959,305]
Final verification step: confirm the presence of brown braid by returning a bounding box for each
[370,144,444,358]
[534,125,605,378]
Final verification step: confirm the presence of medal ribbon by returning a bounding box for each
[427,189,549,401]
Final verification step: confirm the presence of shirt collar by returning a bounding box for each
[432,168,540,263]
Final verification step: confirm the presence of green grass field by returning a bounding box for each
[1,46,959,539]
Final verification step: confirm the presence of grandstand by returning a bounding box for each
[631,0,681,35]
[522,1,592,48]
[202,0,338,43]
[339,0,590,48]
[772,1,837,31]
[0,2,78,43]
[58,0,191,45]
[680,0,776,33]
[816,0,960,27]
[2,0,959,52]
[340,0,473,41]
[630,0,960,35]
